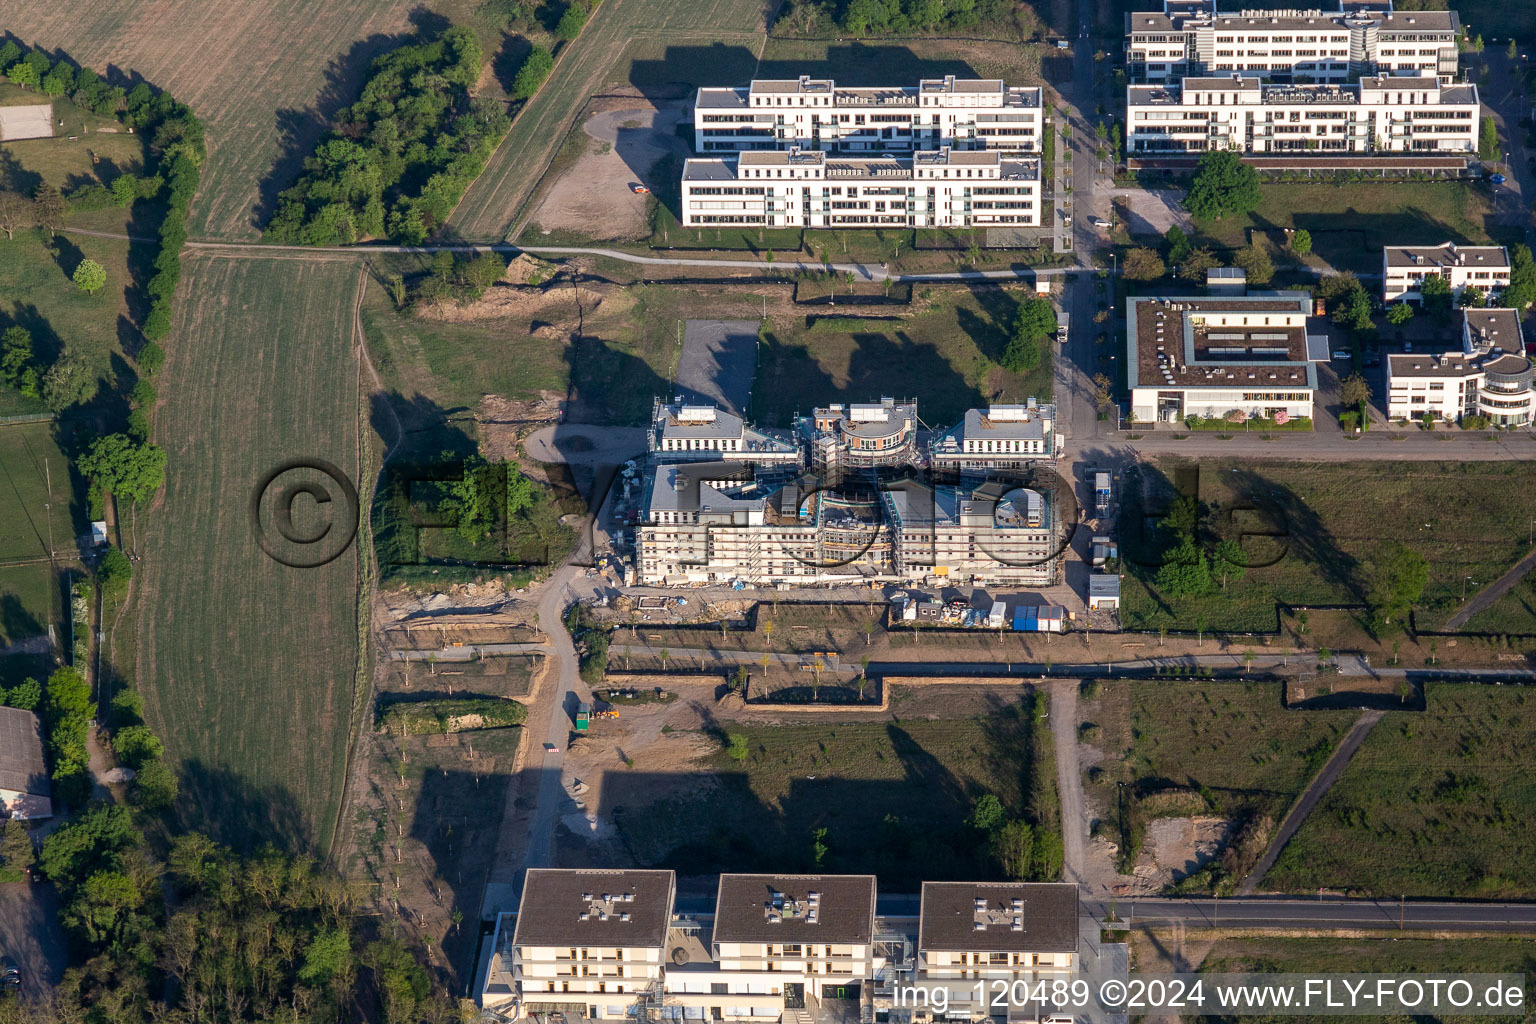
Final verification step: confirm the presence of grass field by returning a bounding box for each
[1264,684,1536,898]
[1083,680,1355,885]
[131,254,366,854]
[0,85,146,192]
[616,696,1057,887]
[0,422,79,654]
[448,0,777,240]
[4,1,446,241]
[1119,459,1536,634]
[1184,181,1493,275]
[0,227,137,417]
[1194,935,1536,1022]
[751,287,1053,427]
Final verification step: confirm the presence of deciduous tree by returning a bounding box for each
[1233,242,1273,286]
[1122,246,1165,281]
[1290,228,1312,256]
[73,258,107,294]
[1184,150,1262,220]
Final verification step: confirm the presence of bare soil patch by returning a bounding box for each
[529,104,689,241]
[417,281,634,323]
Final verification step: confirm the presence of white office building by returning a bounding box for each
[1382,242,1512,303]
[1126,0,1459,84]
[695,76,1043,155]
[930,402,1061,472]
[1127,292,1326,424]
[1386,308,1533,425]
[650,400,800,463]
[681,148,1040,229]
[1126,74,1478,155]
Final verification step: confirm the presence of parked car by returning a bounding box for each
[1332,350,1351,360]
[1,957,19,992]
[1490,173,1507,185]
[629,182,651,194]
[1089,216,1111,229]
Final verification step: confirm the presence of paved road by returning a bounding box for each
[1090,897,1536,934]
[1237,710,1384,895]
[1446,544,1536,629]
[1070,428,1536,463]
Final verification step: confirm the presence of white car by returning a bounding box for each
[1089,217,1111,229]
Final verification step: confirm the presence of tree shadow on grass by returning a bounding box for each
[252,30,418,233]
[175,759,315,855]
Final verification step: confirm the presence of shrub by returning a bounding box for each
[556,3,588,38]
[512,46,554,99]
[376,697,527,735]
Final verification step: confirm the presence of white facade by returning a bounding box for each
[1127,75,1478,155]
[1382,242,1511,303]
[681,148,1040,230]
[695,76,1043,154]
[1127,293,1322,424]
[650,400,800,463]
[930,403,1060,471]
[1126,0,1459,84]
[1386,309,1533,425]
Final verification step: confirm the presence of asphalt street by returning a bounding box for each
[1086,898,1536,934]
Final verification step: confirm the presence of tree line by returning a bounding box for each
[772,0,1022,37]
[265,26,509,245]
[0,805,468,1024]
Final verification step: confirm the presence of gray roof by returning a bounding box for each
[1464,308,1523,349]
[919,882,1078,953]
[1384,243,1509,271]
[513,869,676,948]
[683,158,740,182]
[1089,574,1121,597]
[644,462,760,517]
[0,707,48,799]
[713,874,876,945]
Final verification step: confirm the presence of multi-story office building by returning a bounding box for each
[486,871,1081,1022]
[913,882,1079,1023]
[1126,0,1459,84]
[801,398,921,475]
[493,869,677,1021]
[650,400,800,463]
[680,148,1041,230]
[1386,308,1533,425]
[1126,74,1478,155]
[1127,291,1325,424]
[635,462,1061,587]
[930,402,1060,472]
[883,478,1060,586]
[689,874,878,1019]
[694,76,1043,154]
[1382,242,1511,303]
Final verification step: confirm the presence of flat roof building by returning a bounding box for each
[494,868,678,1020]
[1126,0,1459,84]
[1127,75,1478,156]
[695,76,1043,155]
[681,148,1040,230]
[1127,292,1324,425]
[916,882,1079,1022]
[1382,242,1511,303]
[1386,308,1532,425]
[930,402,1060,471]
[650,400,800,464]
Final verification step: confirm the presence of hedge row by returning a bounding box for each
[375,696,527,735]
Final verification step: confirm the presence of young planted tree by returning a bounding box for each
[73,259,107,295]
[1386,301,1414,327]
[1478,115,1499,162]
[1290,228,1312,257]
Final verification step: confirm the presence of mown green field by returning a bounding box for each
[448,0,776,240]
[1184,181,1494,274]
[1265,684,1536,898]
[616,695,1059,888]
[0,228,136,417]
[750,287,1053,428]
[1120,459,1536,634]
[0,422,79,655]
[131,254,366,853]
